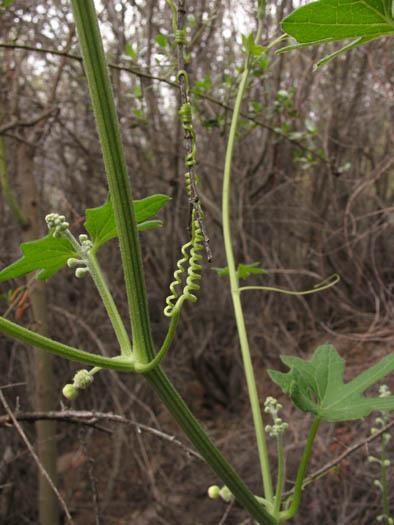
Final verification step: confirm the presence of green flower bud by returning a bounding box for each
[67,258,81,268]
[62,384,78,400]
[207,485,220,499]
[219,486,233,502]
[374,479,383,491]
[73,369,94,389]
[75,267,89,278]
[378,385,391,397]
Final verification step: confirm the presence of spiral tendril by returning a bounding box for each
[175,28,187,45]
[164,217,203,317]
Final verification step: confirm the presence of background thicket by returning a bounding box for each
[0,0,393,523]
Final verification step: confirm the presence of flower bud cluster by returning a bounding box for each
[207,485,233,502]
[45,213,69,238]
[62,369,94,400]
[78,234,93,255]
[264,396,288,437]
[65,234,93,278]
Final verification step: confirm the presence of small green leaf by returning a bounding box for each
[125,43,136,61]
[85,193,170,252]
[278,0,394,67]
[242,32,266,56]
[268,345,394,421]
[238,263,268,280]
[132,109,144,119]
[212,262,268,280]
[155,34,168,48]
[305,118,318,134]
[211,266,230,277]
[0,233,77,281]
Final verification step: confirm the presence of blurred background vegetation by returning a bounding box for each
[0,0,393,523]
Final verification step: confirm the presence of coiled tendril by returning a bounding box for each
[164,215,203,317]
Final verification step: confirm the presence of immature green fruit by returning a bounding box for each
[62,384,78,400]
[207,485,220,499]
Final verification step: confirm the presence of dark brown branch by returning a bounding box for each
[0,409,203,461]
[0,41,332,168]
[0,107,59,135]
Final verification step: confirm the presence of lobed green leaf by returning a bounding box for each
[0,193,170,281]
[278,0,394,67]
[0,233,77,281]
[268,344,394,421]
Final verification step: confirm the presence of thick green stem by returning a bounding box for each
[70,0,154,364]
[145,366,276,524]
[222,21,273,501]
[69,2,276,522]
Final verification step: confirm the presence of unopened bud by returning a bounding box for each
[62,384,78,400]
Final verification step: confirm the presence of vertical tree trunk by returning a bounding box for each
[17,140,59,525]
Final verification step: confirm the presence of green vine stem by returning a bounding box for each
[279,416,321,522]
[63,229,132,357]
[68,2,276,523]
[0,316,134,371]
[273,433,285,519]
[221,5,274,502]
[239,274,340,295]
[70,0,154,365]
[145,365,277,524]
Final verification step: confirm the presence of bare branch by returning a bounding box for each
[0,391,74,524]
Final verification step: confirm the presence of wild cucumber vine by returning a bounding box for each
[1,0,394,523]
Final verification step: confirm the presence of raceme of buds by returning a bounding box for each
[73,369,94,389]
[45,213,69,237]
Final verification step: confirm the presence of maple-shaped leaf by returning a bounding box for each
[268,344,394,421]
[212,262,268,280]
[0,193,170,281]
[0,232,77,281]
[278,0,394,68]
[85,193,170,253]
